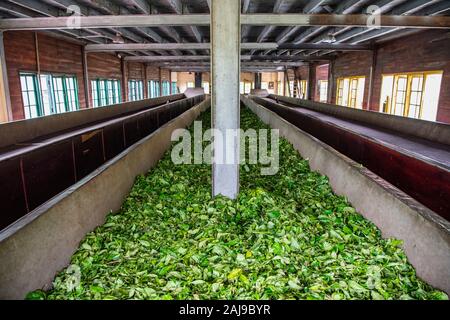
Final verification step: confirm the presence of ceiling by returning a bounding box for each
[0,0,449,71]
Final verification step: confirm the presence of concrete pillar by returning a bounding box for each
[0,32,12,122]
[254,73,262,90]
[211,0,240,199]
[195,72,202,88]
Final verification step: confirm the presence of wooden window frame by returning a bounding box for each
[336,76,365,108]
[299,80,308,99]
[128,80,143,101]
[318,80,328,103]
[92,79,121,107]
[381,71,442,119]
[20,72,80,119]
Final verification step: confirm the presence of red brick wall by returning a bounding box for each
[371,30,450,123]
[87,52,122,104]
[294,64,329,101]
[330,30,450,123]
[4,31,36,120]
[295,65,309,81]
[146,65,160,81]
[4,31,174,120]
[4,31,86,120]
[87,53,122,80]
[331,51,373,109]
[314,64,329,102]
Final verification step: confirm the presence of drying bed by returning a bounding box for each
[27,108,447,300]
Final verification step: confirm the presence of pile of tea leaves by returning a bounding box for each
[27,107,447,300]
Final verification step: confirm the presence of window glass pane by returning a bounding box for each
[356,78,365,109]
[394,76,407,116]
[99,80,107,105]
[202,82,210,95]
[20,73,42,119]
[171,82,178,94]
[65,77,78,111]
[115,80,121,103]
[380,75,394,113]
[91,80,99,107]
[21,91,30,110]
[244,82,251,94]
[422,74,442,121]
[319,80,328,102]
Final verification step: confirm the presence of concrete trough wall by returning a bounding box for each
[269,94,450,146]
[0,94,186,149]
[242,95,450,295]
[0,98,211,300]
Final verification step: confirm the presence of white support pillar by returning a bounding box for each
[0,32,12,123]
[211,0,240,199]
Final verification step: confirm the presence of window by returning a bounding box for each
[240,81,253,94]
[162,81,170,96]
[336,76,365,109]
[277,81,283,95]
[380,71,442,121]
[128,80,143,101]
[148,80,160,98]
[202,82,210,94]
[318,80,328,103]
[91,79,121,107]
[289,81,295,97]
[171,82,178,94]
[187,82,195,89]
[299,80,308,99]
[20,72,80,119]
[40,75,55,115]
[246,82,253,94]
[20,73,41,119]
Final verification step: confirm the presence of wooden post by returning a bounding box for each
[367,47,378,111]
[121,57,126,102]
[0,32,12,122]
[81,46,90,108]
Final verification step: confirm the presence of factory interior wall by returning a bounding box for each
[2,31,172,121]
[330,30,450,123]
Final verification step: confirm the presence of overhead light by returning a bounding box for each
[322,33,336,44]
[112,33,125,44]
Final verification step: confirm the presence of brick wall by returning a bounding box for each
[331,51,373,109]
[3,31,173,121]
[371,30,450,123]
[87,53,122,80]
[296,65,309,81]
[4,31,86,120]
[314,64,329,102]
[87,52,122,104]
[330,30,450,123]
